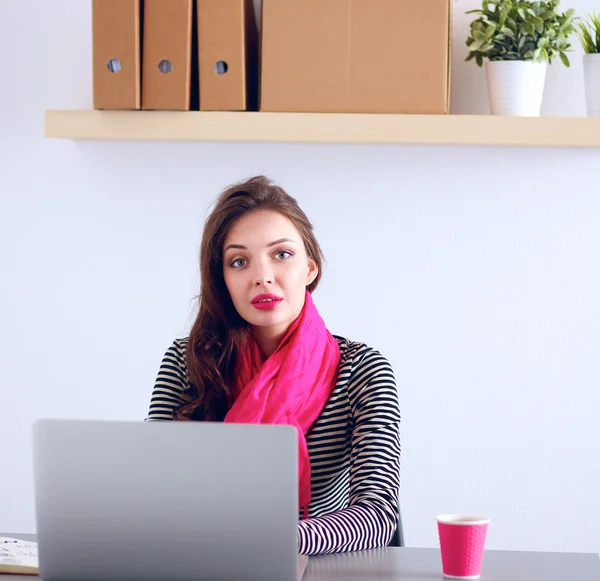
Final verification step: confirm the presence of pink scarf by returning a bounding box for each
[224,290,340,516]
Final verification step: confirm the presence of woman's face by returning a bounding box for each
[222,209,318,339]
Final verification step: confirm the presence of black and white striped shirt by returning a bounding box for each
[146,335,401,555]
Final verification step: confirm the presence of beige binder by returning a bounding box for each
[197,0,258,111]
[142,0,194,110]
[92,0,141,110]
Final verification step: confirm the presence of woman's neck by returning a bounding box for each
[251,327,287,360]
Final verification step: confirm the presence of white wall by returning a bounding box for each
[2,0,600,555]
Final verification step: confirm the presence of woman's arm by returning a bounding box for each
[145,340,188,421]
[297,349,401,555]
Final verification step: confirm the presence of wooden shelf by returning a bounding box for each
[45,109,600,147]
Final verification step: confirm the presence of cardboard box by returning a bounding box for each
[197,0,259,111]
[142,0,194,110]
[260,0,451,114]
[92,0,141,110]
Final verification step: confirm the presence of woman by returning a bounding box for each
[146,175,401,556]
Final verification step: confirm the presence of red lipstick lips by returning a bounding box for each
[251,293,283,310]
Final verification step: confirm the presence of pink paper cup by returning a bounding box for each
[436,514,490,579]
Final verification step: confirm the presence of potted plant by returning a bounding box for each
[465,1,576,116]
[576,12,600,116]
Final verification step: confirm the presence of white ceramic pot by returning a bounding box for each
[485,60,548,116]
[583,53,600,117]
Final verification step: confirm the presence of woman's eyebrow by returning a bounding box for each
[267,237,296,247]
[223,238,297,253]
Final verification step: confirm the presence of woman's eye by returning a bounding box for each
[275,251,292,260]
[230,258,247,268]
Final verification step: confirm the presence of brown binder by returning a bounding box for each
[92,0,141,110]
[142,0,194,110]
[197,0,258,111]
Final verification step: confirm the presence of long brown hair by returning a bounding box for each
[174,175,325,421]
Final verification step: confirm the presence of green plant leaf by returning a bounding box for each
[485,23,497,38]
[559,51,570,65]
[594,13,600,51]
[499,10,509,28]
[537,36,549,47]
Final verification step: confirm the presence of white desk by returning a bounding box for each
[3,533,599,581]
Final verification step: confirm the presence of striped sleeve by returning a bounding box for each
[297,349,401,555]
[145,340,188,421]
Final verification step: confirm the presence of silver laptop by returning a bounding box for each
[32,419,308,581]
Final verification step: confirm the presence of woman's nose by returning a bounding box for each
[253,265,274,286]
[254,275,273,286]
